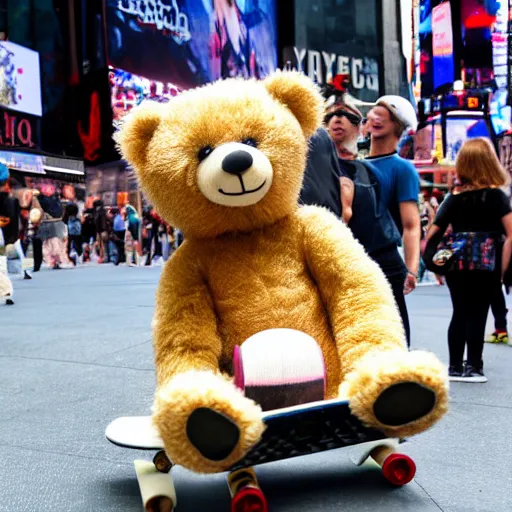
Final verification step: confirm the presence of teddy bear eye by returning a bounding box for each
[198,145,214,162]
[241,138,258,148]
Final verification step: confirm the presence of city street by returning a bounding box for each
[1,265,511,512]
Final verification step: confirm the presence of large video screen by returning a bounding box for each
[0,41,42,117]
[431,2,454,91]
[110,67,181,130]
[106,0,278,89]
[490,89,512,135]
[461,0,497,71]
[445,117,492,163]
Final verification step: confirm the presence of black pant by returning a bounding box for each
[373,246,411,347]
[32,237,43,272]
[389,273,410,347]
[68,235,83,256]
[113,230,126,264]
[490,285,508,332]
[446,271,499,368]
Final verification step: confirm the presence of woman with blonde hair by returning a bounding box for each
[424,138,512,382]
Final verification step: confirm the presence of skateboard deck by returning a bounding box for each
[106,398,387,471]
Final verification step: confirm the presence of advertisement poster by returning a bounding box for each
[0,41,42,117]
[461,0,498,73]
[432,2,454,90]
[110,67,181,130]
[445,118,492,162]
[282,47,379,100]
[492,0,508,90]
[107,0,278,89]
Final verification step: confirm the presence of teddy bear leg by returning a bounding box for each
[340,350,449,439]
[153,371,264,474]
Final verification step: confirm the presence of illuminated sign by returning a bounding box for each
[0,41,42,117]
[117,0,191,44]
[0,150,44,174]
[0,107,39,149]
[492,0,508,90]
[467,97,479,109]
[109,67,181,132]
[284,47,379,93]
[432,3,454,57]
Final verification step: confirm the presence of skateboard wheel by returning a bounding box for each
[382,453,416,486]
[231,486,268,512]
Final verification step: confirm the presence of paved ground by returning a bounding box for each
[1,265,511,512]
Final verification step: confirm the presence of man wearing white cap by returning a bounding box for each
[366,96,421,346]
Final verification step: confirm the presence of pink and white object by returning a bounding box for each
[234,329,326,411]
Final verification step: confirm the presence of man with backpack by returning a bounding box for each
[300,101,413,346]
[65,202,83,265]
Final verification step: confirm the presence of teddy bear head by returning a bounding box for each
[116,71,324,238]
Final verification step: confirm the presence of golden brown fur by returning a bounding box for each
[117,71,449,474]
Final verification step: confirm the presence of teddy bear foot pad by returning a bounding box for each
[373,382,436,427]
[186,407,240,461]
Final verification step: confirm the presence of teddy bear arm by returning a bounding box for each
[300,207,406,377]
[153,253,223,389]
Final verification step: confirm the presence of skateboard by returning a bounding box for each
[106,398,416,512]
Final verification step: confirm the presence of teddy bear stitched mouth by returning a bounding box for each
[218,177,267,196]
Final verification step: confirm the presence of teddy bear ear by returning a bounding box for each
[263,70,324,138]
[114,100,162,169]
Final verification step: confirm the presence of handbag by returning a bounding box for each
[424,230,500,275]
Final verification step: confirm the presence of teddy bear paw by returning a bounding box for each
[340,350,449,439]
[153,371,264,473]
[186,407,241,461]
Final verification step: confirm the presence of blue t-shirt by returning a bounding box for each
[113,214,125,232]
[365,153,419,236]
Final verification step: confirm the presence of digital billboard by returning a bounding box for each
[432,2,455,91]
[0,41,42,117]
[110,67,181,130]
[106,0,278,89]
[446,117,492,163]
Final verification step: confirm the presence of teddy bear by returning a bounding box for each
[116,70,449,474]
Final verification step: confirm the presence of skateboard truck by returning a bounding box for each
[153,450,173,474]
[134,460,177,512]
[228,467,268,512]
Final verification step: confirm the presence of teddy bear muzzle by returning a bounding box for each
[197,142,273,208]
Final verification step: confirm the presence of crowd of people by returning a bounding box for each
[300,91,511,383]
[2,87,511,385]
[0,166,184,305]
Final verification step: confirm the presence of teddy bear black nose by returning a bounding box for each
[222,150,254,175]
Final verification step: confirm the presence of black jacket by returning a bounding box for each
[0,192,21,244]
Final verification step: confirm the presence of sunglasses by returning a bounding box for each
[324,109,362,127]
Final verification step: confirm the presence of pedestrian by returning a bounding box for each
[112,207,126,265]
[365,96,421,340]
[424,138,512,383]
[300,102,413,346]
[38,184,71,270]
[81,209,96,262]
[66,202,83,265]
[93,200,109,263]
[485,287,509,344]
[0,163,16,304]
[125,204,141,266]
